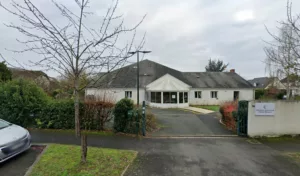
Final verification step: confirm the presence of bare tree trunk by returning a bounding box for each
[287,73,291,99]
[74,77,81,137]
[81,134,87,163]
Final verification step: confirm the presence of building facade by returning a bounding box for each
[86,60,254,108]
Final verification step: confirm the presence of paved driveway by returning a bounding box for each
[150,108,233,136]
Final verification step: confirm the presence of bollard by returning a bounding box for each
[142,101,146,136]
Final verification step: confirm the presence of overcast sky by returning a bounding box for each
[1,0,300,79]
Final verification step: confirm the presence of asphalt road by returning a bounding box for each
[30,130,300,176]
[0,148,40,176]
[2,130,300,176]
[150,108,233,136]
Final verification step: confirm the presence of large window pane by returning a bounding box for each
[151,92,155,102]
[156,92,161,103]
[151,92,162,103]
[184,92,188,103]
[163,92,177,104]
[171,92,177,103]
[179,92,183,103]
[163,92,170,103]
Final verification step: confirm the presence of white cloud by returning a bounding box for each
[1,0,300,79]
[234,10,255,22]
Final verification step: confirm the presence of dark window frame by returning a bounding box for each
[194,91,201,98]
[151,92,161,103]
[125,91,132,98]
[211,91,218,98]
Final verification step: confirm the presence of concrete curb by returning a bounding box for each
[219,119,226,126]
[24,145,49,176]
[121,151,138,176]
[145,135,238,139]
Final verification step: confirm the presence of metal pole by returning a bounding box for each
[137,52,140,107]
[142,101,146,136]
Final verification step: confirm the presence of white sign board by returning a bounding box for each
[255,103,275,116]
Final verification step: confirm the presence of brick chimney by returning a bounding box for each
[230,69,235,73]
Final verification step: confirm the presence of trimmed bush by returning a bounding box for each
[0,79,49,127]
[83,99,114,131]
[113,98,134,132]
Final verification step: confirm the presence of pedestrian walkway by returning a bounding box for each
[182,106,215,114]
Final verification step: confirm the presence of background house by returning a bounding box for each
[9,67,58,93]
[281,76,300,97]
[248,77,286,90]
[86,60,254,108]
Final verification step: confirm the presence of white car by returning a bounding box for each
[0,119,31,163]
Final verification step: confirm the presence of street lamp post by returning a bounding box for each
[128,50,151,107]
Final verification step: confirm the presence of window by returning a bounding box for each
[211,91,218,98]
[163,92,177,104]
[151,92,161,103]
[184,92,188,103]
[194,91,201,98]
[234,91,239,100]
[125,91,132,98]
[179,92,188,103]
[179,92,184,103]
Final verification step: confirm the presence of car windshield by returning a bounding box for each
[0,119,11,129]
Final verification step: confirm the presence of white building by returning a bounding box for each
[86,60,254,108]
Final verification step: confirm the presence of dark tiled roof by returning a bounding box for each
[9,67,49,80]
[248,77,273,88]
[89,59,253,89]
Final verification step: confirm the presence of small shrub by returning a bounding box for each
[113,98,134,132]
[232,111,238,121]
[220,101,238,131]
[276,92,285,100]
[83,98,114,131]
[145,111,158,132]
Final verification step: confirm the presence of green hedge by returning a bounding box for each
[0,79,49,127]
[35,100,78,129]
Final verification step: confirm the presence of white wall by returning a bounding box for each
[86,88,146,105]
[189,89,254,105]
[248,101,300,137]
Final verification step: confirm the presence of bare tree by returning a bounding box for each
[264,1,300,99]
[0,0,145,163]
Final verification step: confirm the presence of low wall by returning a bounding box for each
[248,101,300,137]
[148,102,189,108]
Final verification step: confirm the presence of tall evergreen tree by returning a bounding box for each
[205,58,229,72]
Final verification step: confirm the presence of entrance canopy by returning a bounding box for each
[146,74,191,91]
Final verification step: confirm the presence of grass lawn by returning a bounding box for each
[191,105,220,112]
[256,135,300,143]
[286,152,300,163]
[30,144,137,176]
